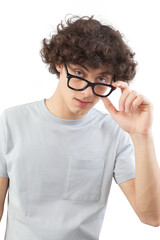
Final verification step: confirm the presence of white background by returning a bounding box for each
[0,0,160,239]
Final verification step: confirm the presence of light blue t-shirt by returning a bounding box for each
[0,98,135,240]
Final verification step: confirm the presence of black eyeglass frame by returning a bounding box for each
[64,63,117,97]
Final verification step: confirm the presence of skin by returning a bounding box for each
[102,81,160,227]
[1,63,159,226]
[101,81,153,136]
[0,177,9,221]
[45,63,160,227]
[45,62,113,120]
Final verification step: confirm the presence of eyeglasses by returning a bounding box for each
[64,63,117,97]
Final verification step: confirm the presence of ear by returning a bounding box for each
[55,64,64,73]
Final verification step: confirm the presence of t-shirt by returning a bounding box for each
[0,98,135,240]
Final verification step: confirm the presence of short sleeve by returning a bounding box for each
[0,110,9,178]
[113,129,135,184]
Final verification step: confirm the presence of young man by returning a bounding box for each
[0,15,160,240]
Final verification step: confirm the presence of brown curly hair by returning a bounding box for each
[40,14,137,83]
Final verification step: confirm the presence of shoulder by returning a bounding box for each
[0,99,41,125]
[92,107,121,130]
[92,107,132,144]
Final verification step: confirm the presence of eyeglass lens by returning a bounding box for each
[68,77,112,97]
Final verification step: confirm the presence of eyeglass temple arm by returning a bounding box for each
[64,63,69,77]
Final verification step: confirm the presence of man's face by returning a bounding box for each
[55,62,113,120]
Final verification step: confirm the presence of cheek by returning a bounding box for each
[94,96,100,103]
[62,82,75,101]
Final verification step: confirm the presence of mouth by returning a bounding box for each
[75,98,91,103]
[75,98,91,107]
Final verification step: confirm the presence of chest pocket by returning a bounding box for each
[63,157,105,202]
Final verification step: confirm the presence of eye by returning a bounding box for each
[98,77,111,83]
[75,70,84,77]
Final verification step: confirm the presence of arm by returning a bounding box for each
[119,134,160,227]
[118,134,160,227]
[129,133,160,225]
[0,176,9,222]
[101,80,160,226]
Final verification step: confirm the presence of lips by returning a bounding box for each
[76,98,90,103]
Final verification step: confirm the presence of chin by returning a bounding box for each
[71,107,88,116]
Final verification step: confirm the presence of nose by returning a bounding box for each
[81,85,94,97]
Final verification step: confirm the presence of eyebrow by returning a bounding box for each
[79,64,112,75]
[79,64,89,72]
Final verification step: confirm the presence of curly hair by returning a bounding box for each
[40,14,138,83]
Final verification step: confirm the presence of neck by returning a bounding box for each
[45,89,64,118]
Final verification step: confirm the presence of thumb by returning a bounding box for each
[101,97,118,118]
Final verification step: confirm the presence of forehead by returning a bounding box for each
[68,62,114,75]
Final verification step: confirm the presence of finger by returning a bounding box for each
[101,97,118,118]
[124,90,139,112]
[132,94,145,110]
[119,88,131,111]
[112,81,130,93]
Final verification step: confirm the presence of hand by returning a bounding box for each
[101,81,153,136]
